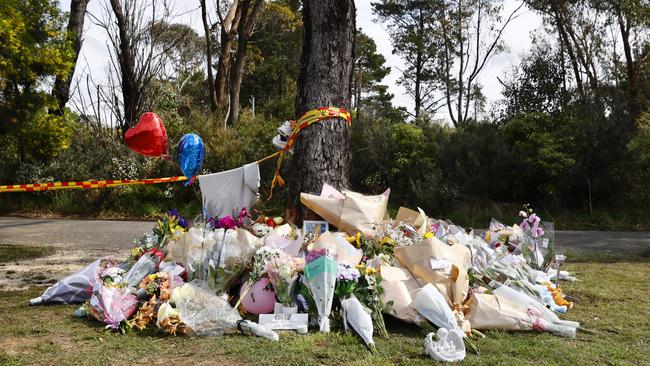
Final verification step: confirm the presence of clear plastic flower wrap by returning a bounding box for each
[167,227,217,280]
[206,228,259,295]
[172,282,278,340]
[124,253,160,288]
[88,286,138,330]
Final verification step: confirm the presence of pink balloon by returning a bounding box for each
[240,277,276,314]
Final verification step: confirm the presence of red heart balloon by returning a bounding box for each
[124,112,168,157]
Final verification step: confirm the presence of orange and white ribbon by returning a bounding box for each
[0,176,188,193]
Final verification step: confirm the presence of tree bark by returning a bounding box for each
[288,0,355,223]
[216,1,239,109]
[109,0,140,130]
[617,9,639,119]
[226,0,264,126]
[52,0,90,115]
[548,0,584,97]
[199,0,218,112]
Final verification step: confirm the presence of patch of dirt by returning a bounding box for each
[0,248,128,291]
[141,356,249,366]
[0,336,39,356]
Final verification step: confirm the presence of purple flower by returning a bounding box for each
[305,248,328,263]
[520,213,544,238]
[167,209,188,228]
[337,262,360,282]
[206,216,218,229]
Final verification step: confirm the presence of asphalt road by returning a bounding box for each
[2,216,650,253]
[0,217,152,251]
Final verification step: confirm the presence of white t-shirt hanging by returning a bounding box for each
[198,162,260,218]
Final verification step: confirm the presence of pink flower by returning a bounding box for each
[145,248,165,266]
[305,248,328,262]
[292,257,305,272]
[236,208,250,226]
[217,215,237,229]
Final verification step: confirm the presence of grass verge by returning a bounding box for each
[0,244,55,264]
[1,256,648,365]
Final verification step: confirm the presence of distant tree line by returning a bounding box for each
[1,0,650,219]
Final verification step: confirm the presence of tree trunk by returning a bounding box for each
[216,1,240,109]
[226,0,264,126]
[549,0,583,97]
[617,11,639,119]
[110,0,140,131]
[199,0,218,112]
[215,34,233,108]
[52,0,89,115]
[226,39,246,126]
[288,0,355,223]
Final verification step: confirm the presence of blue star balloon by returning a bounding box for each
[177,133,204,185]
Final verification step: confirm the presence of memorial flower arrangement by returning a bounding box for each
[265,252,305,307]
[36,193,581,362]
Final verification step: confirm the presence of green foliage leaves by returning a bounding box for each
[0,0,74,164]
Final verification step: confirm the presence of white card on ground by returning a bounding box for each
[259,313,309,330]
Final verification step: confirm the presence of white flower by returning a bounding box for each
[171,284,195,305]
[156,302,180,328]
[251,223,272,237]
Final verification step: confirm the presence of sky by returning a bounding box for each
[60,0,542,120]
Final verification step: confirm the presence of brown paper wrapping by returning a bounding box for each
[300,193,343,228]
[395,207,429,236]
[394,237,471,308]
[300,188,389,234]
[379,264,423,324]
[464,293,532,331]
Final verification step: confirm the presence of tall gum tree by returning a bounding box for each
[288,0,356,223]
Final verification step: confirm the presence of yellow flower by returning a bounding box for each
[346,232,363,247]
[365,267,377,275]
[380,237,396,246]
[131,247,143,258]
[423,232,434,239]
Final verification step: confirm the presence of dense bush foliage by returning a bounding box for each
[1,0,649,228]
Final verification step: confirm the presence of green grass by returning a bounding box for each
[441,200,650,231]
[1,255,648,366]
[0,244,55,264]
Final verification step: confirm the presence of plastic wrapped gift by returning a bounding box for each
[300,184,390,234]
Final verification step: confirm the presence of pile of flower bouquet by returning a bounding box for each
[32,187,580,362]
